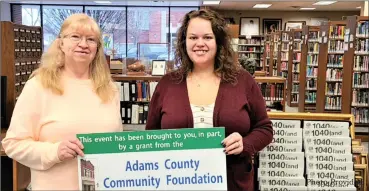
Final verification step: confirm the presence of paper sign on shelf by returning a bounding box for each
[77,128,227,190]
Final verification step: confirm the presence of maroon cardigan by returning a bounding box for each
[146,69,273,191]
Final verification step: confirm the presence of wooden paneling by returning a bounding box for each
[1,22,15,128]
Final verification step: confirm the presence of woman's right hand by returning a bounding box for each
[57,138,84,161]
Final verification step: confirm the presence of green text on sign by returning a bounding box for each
[77,127,225,154]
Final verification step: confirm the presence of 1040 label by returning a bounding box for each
[306,161,353,172]
[258,168,304,180]
[259,160,304,171]
[305,153,353,163]
[259,152,304,161]
[261,143,302,153]
[303,121,349,129]
[305,145,351,155]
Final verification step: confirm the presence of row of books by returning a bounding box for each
[329,25,346,39]
[258,83,284,104]
[305,92,317,104]
[353,55,368,71]
[238,52,259,59]
[308,42,319,53]
[293,64,300,73]
[352,90,369,106]
[293,52,301,61]
[356,21,369,37]
[281,52,289,60]
[282,33,289,41]
[326,68,343,80]
[307,67,318,77]
[328,54,343,66]
[351,107,369,124]
[291,94,299,103]
[115,81,158,102]
[325,96,342,110]
[307,54,319,65]
[238,46,260,52]
[306,79,317,90]
[292,84,299,93]
[352,72,369,88]
[355,39,369,52]
[293,41,302,51]
[238,39,261,45]
[281,43,289,51]
[292,73,299,81]
[325,83,342,96]
[328,40,344,52]
[280,62,288,71]
[120,102,149,124]
[308,31,319,39]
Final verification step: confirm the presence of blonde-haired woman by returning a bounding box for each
[2,13,122,190]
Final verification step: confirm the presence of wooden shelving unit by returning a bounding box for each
[112,74,162,81]
[280,31,290,79]
[1,21,42,191]
[254,71,266,77]
[237,35,264,71]
[263,34,272,75]
[316,21,347,113]
[350,16,369,127]
[254,76,286,112]
[298,26,320,112]
[287,29,302,107]
[269,31,282,76]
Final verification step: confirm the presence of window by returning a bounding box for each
[12,5,41,26]
[42,5,83,50]
[127,7,169,61]
[11,4,199,61]
[168,7,198,61]
[86,6,127,59]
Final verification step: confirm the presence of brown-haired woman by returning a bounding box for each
[146,9,273,190]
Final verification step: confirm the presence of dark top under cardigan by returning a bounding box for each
[145,69,273,191]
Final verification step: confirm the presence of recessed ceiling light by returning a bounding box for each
[300,7,316,10]
[357,6,362,9]
[20,1,39,3]
[94,1,112,3]
[202,1,220,5]
[253,4,272,8]
[313,1,337,5]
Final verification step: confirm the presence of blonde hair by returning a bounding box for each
[31,13,116,103]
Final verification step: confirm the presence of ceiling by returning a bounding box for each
[212,1,364,11]
[1,0,365,11]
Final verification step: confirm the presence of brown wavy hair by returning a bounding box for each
[173,9,240,84]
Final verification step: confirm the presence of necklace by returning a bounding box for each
[189,73,202,88]
[189,72,219,88]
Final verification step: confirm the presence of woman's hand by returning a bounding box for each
[222,132,243,155]
[57,138,84,161]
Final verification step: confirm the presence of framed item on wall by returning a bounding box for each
[284,21,306,31]
[262,18,282,34]
[151,60,166,76]
[310,17,329,26]
[239,17,260,36]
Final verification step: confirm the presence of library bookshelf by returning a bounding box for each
[286,29,302,107]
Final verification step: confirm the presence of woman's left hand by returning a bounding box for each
[222,132,243,155]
